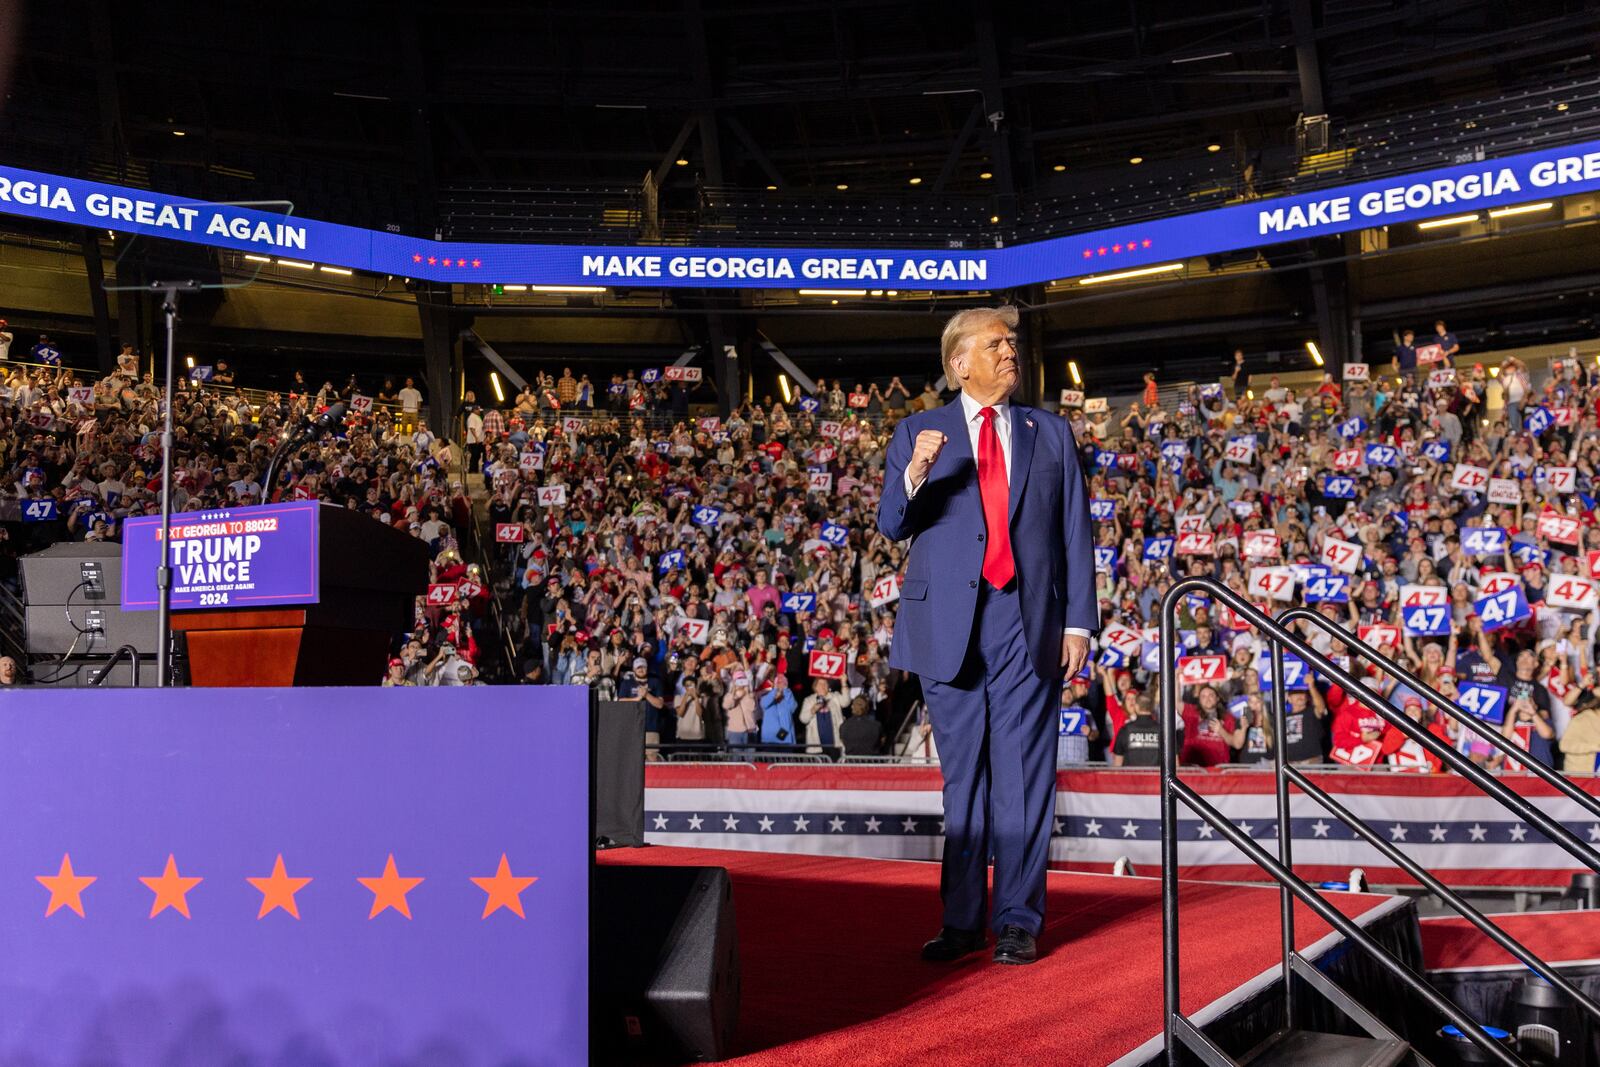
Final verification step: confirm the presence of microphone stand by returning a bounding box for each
[151,279,205,688]
[262,402,348,503]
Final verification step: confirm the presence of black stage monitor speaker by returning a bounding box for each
[595,700,646,847]
[20,542,158,656]
[593,865,740,1063]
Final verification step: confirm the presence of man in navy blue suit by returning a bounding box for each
[877,306,1097,965]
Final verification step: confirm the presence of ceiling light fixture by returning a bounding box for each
[1417,213,1480,229]
[1488,202,1554,218]
[1076,262,1183,286]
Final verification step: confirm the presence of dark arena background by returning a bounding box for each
[10,2,1600,1065]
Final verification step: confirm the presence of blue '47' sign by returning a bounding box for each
[1474,586,1530,631]
[1364,444,1398,468]
[781,592,817,614]
[1461,526,1507,556]
[1458,683,1508,725]
[1303,573,1350,603]
[21,499,58,522]
[1143,537,1174,561]
[1402,604,1451,636]
[1323,475,1357,499]
[820,522,849,545]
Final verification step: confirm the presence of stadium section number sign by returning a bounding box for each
[122,501,319,611]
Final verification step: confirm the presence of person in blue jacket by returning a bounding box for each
[758,681,797,746]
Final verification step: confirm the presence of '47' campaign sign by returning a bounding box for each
[1364,444,1398,468]
[692,505,723,527]
[1458,683,1509,725]
[1451,464,1489,492]
[808,650,846,679]
[1089,499,1116,521]
[1536,510,1582,545]
[1248,566,1295,601]
[20,499,58,522]
[1335,417,1367,440]
[820,522,849,545]
[868,574,900,607]
[1243,530,1280,559]
[1176,655,1228,685]
[1547,575,1600,612]
[1402,604,1451,637]
[1258,652,1310,691]
[1304,572,1350,603]
[1320,537,1362,574]
[1323,475,1357,499]
[1093,546,1118,572]
[1461,526,1507,556]
[1474,586,1530,631]
[781,592,817,614]
[1143,536,1175,561]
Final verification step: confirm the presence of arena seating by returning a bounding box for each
[5,332,1598,783]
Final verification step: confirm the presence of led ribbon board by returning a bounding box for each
[4,137,1600,289]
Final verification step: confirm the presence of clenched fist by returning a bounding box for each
[908,429,947,490]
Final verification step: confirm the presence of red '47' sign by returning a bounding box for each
[1176,655,1228,685]
[808,650,846,679]
[426,583,458,606]
[1536,510,1582,545]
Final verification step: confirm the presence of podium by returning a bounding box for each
[166,505,429,686]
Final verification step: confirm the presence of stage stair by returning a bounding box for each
[1158,579,1600,1066]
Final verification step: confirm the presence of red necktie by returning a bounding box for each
[976,407,1015,588]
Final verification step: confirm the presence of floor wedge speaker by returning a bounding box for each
[593,864,740,1062]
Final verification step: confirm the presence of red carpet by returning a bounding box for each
[1423,909,1600,971]
[599,846,1406,1066]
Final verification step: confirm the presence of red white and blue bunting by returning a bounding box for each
[644,765,1600,889]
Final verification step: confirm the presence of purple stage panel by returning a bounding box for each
[0,686,590,1066]
[121,502,320,611]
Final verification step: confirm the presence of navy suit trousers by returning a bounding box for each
[922,580,1057,938]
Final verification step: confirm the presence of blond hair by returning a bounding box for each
[940,305,1019,382]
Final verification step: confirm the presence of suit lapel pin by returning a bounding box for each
[1025,418,1034,428]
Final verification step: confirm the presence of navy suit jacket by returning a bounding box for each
[877,397,1098,684]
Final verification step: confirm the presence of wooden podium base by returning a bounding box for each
[171,606,397,687]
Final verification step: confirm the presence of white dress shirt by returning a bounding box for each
[904,390,1090,641]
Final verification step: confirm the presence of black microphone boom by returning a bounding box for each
[262,402,350,501]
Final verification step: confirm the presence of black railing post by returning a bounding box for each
[1159,586,1183,1066]
[1269,639,1295,1028]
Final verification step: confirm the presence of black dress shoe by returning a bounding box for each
[993,924,1038,965]
[921,926,984,962]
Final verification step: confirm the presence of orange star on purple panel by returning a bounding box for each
[247,854,313,919]
[140,854,203,919]
[37,853,95,918]
[470,854,538,919]
[358,854,424,919]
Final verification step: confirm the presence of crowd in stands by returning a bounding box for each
[8,322,1600,774]
[1069,333,1600,777]
[0,342,490,687]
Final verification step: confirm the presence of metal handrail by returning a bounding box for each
[1158,577,1579,1067]
[91,644,142,687]
[1279,606,1600,824]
